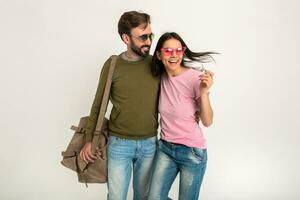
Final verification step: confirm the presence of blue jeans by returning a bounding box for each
[107,135,157,200]
[148,139,207,200]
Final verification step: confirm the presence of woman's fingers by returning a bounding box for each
[205,70,214,77]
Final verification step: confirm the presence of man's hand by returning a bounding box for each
[79,142,97,164]
[194,110,200,123]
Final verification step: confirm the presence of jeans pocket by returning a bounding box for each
[191,148,207,161]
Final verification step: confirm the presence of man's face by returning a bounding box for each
[128,23,153,57]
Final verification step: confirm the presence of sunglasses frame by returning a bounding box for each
[160,47,186,56]
[130,33,155,42]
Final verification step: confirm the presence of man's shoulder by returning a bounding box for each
[102,54,153,69]
[143,55,153,64]
[102,54,120,67]
[147,54,153,59]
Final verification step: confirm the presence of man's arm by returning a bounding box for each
[84,58,111,142]
[80,58,112,163]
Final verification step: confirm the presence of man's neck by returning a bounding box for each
[122,51,143,61]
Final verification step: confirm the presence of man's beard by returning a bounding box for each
[130,39,150,57]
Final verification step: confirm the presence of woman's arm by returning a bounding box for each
[197,70,214,127]
[197,93,213,127]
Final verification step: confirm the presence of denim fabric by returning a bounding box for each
[148,139,207,200]
[107,135,157,200]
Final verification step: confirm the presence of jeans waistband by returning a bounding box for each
[110,135,157,141]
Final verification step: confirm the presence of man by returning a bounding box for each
[80,11,159,200]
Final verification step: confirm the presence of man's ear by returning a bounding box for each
[156,51,162,60]
[122,34,130,44]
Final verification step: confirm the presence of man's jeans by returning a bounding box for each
[148,139,207,200]
[107,135,157,200]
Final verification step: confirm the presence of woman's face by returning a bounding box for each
[157,38,185,74]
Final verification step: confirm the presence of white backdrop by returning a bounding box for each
[0,0,299,199]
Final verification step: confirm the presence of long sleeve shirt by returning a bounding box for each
[85,55,160,142]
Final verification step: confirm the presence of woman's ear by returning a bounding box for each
[156,51,162,60]
[122,34,130,44]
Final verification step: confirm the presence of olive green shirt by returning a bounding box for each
[85,55,160,142]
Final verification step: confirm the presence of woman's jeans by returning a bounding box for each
[107,135,157,200]
[148,139,207,200]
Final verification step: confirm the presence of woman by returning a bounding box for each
[148,32,215,200]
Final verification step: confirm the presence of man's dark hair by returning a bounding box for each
[118,11,151,40]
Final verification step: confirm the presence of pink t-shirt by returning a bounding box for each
[159,68,206,148]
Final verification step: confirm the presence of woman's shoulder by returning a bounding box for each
[189,68,202,75]
[184,68,202,80]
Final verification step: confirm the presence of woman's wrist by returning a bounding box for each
[200,91,210,97]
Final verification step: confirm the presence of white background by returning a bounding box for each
[0,0,299,199]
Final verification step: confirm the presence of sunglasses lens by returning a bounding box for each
[139,33,154,41]
[176,48,184,54]
[161,47,186,56]
[140,35,148,41]
[150,33,154,40]
[165,49,173,56]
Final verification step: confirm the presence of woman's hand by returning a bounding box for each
[199,70,214,96]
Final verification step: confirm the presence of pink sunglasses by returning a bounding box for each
[160,47,186,56]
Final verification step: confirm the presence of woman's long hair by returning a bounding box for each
[151,32,217,76]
